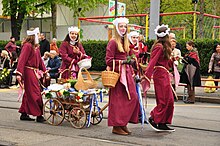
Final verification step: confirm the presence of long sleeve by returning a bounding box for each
[208,53,215,70]
[59,42,73,66]
[106,39,116,67]
[16,43,32,76]
[144,44,163,79]
[49,58,61,72]
[5,42,12,53]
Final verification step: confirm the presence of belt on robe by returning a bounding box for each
[25,66,38,70]
[154,66,169,73]
[25,66,46,88]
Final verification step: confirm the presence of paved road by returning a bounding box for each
[0,88,220,146]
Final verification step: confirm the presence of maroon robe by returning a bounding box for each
[5,41,17,53]
[106,39,139,126]
[144,44,174,124]
[59,41,86,79]
[16,43,46,116]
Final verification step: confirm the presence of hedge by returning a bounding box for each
[1,39,219,75]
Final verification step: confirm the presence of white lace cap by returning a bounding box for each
[128,31,139,45]
[68,26,80,33]
[112,17,129,26]
[112,18,129,37]
[154,24,170,38]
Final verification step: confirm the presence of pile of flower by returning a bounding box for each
[0,68,10,84]
[43,83,87,102]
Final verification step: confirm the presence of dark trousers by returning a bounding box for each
[214,71,220,87]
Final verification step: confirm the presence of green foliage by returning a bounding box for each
[82,40,108,71]
[1,39,220,75]
[0,68,10,84]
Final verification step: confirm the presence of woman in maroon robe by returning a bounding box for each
[16,27,47,122]
[59,26,87,79]
[5,36,19,57]
[106,18,139,135]
[143,24,175,132]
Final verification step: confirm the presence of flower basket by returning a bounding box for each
[101,60,120,88]
[74,68,98,91]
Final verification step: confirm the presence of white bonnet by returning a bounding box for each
[68,26,80,33]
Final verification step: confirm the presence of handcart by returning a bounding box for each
[43,88,107,129]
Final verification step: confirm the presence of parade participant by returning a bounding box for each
[59,26,88,79]
[16,27,47,122]
[128,31,140,74]
[180,40,201,104]
[138,34,148,54]
[106,18,139,135]
[143,24,175,132]
[4,36,20,58]
[208,43,220,90]
[128,31,148,73]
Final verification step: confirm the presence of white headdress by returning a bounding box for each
[154,24,170,38]
[68,26,80,33]
[112,18,129,37]
[68,26,80,45]
[27,27,40,44]
[128,31,139,46]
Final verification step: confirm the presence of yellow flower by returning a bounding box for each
[78,92,84,97]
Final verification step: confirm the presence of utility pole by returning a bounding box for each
[115,0,118,18]
[149,0,160,40]
[198,0,204,39]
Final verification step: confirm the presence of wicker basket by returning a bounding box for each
[101,60,120,88]
[139,63,148,71]
[74,68,98,91]
[77,58,92,69]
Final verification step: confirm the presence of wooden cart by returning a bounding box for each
[43,90,105,129]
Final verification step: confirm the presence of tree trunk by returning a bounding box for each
[10,0,26,41]
[51,2,57,38]
[10,0,19,40]
[198,0,204,38]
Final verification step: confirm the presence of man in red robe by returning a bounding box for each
[16,27,47,122]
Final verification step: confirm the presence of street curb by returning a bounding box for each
[146,92,220,104]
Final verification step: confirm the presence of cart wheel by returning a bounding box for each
[43,98,65,126]
[69,107,87,129]
[91,106,103,125]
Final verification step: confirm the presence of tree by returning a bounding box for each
[2,0,38,40]
[48,0,108,38]
[2,0,108,40]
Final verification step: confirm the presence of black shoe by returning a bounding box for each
[20,113,35,121]
[148,117,160,131]
[36,116,45,123]
[184,100,195,104]
[158,123,175,132]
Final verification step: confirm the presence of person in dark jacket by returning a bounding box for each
[180,40,201,104]
[39,33,50,57]
[47,50,61,82]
